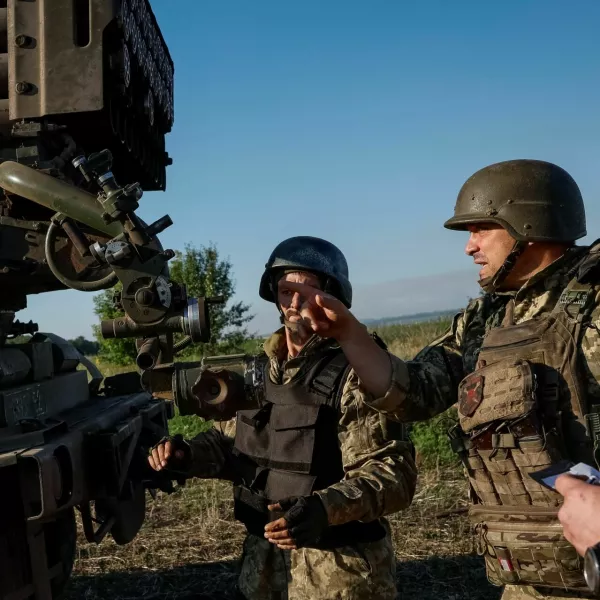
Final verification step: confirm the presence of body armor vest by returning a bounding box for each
[451,244,600,591]
[232,346,386,548]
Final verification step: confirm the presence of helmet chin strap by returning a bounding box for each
[478,240,527,294]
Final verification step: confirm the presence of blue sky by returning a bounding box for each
[23,0,600,337]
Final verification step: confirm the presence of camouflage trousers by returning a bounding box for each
[501,585,595,600]
[237,531,397,600]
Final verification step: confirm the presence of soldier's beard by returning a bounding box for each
[283,310,313,346]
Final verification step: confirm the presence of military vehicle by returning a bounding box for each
[0,1,215,598]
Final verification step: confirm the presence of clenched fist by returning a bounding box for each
[148,434,191,473]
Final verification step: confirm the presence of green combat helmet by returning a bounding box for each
[444,159,587,291]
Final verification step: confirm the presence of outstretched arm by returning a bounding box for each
[313,371,418,525]
[278,279,393,398]
[278,279,465,422]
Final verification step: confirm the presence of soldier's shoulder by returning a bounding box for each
[462,293,503,322]
[464,293,493,314]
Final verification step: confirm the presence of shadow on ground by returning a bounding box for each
[64,554,501,600]
[63,559,240,600]
[397,554,502,600]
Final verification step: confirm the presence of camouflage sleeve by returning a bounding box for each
[579,304,600,401]
[184,427,238,481]
[314,369,418,526]
[363,309,468,423]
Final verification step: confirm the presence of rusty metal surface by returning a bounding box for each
[0,2,177,596]
[8,0,113,118]
[0,52,7,97]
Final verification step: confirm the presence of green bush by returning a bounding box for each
[410,408,460,470]
[168,413,213,438]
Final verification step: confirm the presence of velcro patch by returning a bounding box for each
[559,290,589,306]
[340,483,363,500]
[458,374,485,417]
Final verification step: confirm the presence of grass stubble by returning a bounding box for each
[65,468,498,600]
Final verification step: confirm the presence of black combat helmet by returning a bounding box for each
[259,236,352,307]
[444,159,586,242]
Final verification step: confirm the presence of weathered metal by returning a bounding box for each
[0,2,181,598]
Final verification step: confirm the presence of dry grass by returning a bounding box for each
[65,480,242,600]
[373,319,451,360]
[64,469,499,600]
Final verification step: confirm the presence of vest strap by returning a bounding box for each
[309,351,350,402]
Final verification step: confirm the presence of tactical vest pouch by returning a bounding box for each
[457,360,561,507]
[234,408,271,466]
[234,404,322,472]
[265,470,317,502]
[234,484,270,535]
[459,360,536,433]
[268,404,321,472]
[469,505,586,589]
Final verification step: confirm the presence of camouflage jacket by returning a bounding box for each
[184,329,417,599]
[367,244,600,424]
[187,327,418,526]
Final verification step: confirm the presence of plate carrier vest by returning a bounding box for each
[451,241,600,591]
[232,345,386,549]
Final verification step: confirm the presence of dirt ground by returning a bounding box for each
[64,470,501,600]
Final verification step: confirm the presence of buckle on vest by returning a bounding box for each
[491,433,517,450]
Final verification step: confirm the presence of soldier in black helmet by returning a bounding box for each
[313,158,598,600]
[148,236,417,600]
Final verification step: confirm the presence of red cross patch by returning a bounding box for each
[458,374,485,417]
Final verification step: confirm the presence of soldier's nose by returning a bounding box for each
[290,292,302,309]
[465,233,479,256]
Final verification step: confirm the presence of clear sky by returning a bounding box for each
[22,0,600,337]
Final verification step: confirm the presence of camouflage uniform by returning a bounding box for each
[366,245,600,600]
[185,328,417,600]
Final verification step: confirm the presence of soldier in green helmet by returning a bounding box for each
[267,160,600,599]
